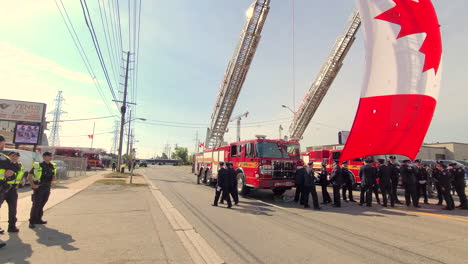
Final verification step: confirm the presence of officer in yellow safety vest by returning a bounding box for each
[0,152,23,233]
[0,135,18,248]
[28,151,57,229]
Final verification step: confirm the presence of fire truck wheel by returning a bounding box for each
[237,173,250,195]
[272,189,286,196]
[206,170,213,186]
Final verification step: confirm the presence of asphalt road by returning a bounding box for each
[143,166,468,264]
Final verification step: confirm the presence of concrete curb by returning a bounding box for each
[142,171,224,264]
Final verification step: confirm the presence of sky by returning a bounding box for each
[1,0,467,158]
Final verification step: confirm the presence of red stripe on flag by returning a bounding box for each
[340,94,436,161]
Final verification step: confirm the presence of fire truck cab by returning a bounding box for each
[194,138,303,196]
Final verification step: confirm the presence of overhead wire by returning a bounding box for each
[98,0,120,91]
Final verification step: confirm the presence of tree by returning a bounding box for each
[161,153,168,159]
[174,147,188,164]
[171,152,177,160]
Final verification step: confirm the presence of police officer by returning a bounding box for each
[330,160,343,208]
[436,163,455,210]
[227,162,239,205]
[377,159,393,207]
[294,162,305,204]
[318,164,332,204]
[359,159,376,207]
[414,160,429,205]
[341,161,356,202]
[212,162,227,206]
[449,163,468,210]
[302,162,320,210]
[0,152,23,233]
[400,160,420,208]
[433,162,444,205]
[388,156,402,204]
[28,151,57,228]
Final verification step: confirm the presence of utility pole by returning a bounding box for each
[126,109,132,156]
[111,121,119,155]
[117,51,131,171]
[90,122,95,149]
[49,91,66,146]
[194,131,199,153]
[279,125,283,140]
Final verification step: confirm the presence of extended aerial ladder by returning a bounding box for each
[205,0,271,149]
[288,11,361,139]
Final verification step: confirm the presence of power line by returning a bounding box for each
[98,0,120,90]
[58,115,117,122]
[61,130,114,138]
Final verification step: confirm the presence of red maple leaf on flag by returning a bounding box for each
[375,0,442,74]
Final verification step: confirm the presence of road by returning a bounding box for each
[143,166,468,264]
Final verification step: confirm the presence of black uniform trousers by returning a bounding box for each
[29,185,51,223]
[294,184,304,203]
[302,186,320,209]
[417,183,428,204]
[332,185,341,207]
[391,181,401,203]
[454,184,468,208]
[404,183,418,207]
[230,187,239,205]
[342,183,354,201]
[373,184,381,204]
[360,185,373,206]
[442,187,455,210]
[0,186,18,228]
[321,183,332,203]
[380,184,393,207]
[435,184,444,204]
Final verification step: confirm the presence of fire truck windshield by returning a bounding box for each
[256,142,300,159]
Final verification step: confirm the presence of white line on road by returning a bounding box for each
[142,171,224,264]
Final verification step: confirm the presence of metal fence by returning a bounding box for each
[53,155,88,180]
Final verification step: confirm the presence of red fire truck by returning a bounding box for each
[54,148,104,169]
[194,137,303,196]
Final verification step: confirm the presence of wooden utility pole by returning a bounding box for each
[117,52,131,171]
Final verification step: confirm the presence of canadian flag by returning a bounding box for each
[199,143,205,148]
[340,0,442,161]
[88,135,94,139]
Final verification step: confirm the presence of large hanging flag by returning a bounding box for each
[340,0,442,161]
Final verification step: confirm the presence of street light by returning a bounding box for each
[281,105,295,115]
[126,113,146,156]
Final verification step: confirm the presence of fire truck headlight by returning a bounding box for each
[259,165,273,175]
[255,174,259,178]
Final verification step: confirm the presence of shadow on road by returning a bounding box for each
[33,225,79,251]
[1,234,33,264]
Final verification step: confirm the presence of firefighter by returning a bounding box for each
[330,160,343,208]
[341,161,356,202]
[212,162,227,206]
[388,156,402,204]
[294,162,305,204]
[433,162,445,205]
[318,164,332,204]
[28,152,57,228]
[0,152,23,233]
[227,162,239,205]
[359,159,376,207]
[302,162,320,210]
[436,163,455,210]
[372,160,381,205]
[400,160,420,208]
[425,164,435,199]
[414,160,429,205]
[377,159,393,207]
[449,163,468,210]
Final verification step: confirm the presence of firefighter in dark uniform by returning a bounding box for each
[449,163,468,210]
[28,152,57,228]
[414,160,429,204]
[0,152,23,233]
[435,163,455,210]
[318,164,332,204]
[377,159,393,207]
[341,161,356,202]
[400,160,420,208]
[433,162,444,205]
[227,162,239,205]
[330,161,343,208]
[302,163,321,210]
[212,162,227,206]
[388,156,402,204]
[359,159,376,207]
[294,162,305,204]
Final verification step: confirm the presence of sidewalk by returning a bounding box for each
[0,174,192,264]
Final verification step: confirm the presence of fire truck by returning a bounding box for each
[48,147,105,170]
[194,137,302,195]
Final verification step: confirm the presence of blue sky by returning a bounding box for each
[1,0,467,158]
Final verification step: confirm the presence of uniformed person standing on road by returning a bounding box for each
[436,163,455,210]
[449,163,468,210]
[400,160,420,208]
[330,161,343,208]
[227,162,239,205]
[377,159,393,207]
[212,162,227,206]
[388,156,402,204]
[302,162,321,210]
[28,151,57,228]
[294,163,305,204]
[359,159,376,207]
[414,160,429,204]
[0,152,23,233]
[433,162,444,205]
[318,164,332,204]
[341,161,356,202]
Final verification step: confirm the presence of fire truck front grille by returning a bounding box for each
[272,161,296,179]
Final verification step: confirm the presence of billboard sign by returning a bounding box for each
[13,123,41,145]
[0,99,46,123]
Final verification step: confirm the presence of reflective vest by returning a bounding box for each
[32,161,57,183]
[0,153,12,181]
[7,162,24,185]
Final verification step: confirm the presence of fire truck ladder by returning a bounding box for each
[205,0,271,148]
[288,11,361,139]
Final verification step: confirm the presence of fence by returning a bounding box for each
[53,155,88,180]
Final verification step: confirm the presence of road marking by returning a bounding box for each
[407,211,468,223]
[142,173,224,264]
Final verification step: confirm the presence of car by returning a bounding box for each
[438,160,465,167]
[140,162,148,168]
[422,160,437,168]
[456,160,468,166]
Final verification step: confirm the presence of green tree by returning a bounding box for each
[161,153,168,159]
[174,147,189,164]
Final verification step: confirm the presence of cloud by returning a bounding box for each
[0,42,93,83]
